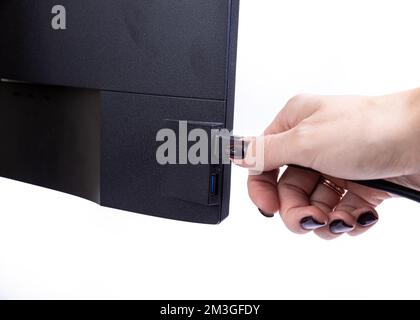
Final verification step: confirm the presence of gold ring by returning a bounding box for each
[320,177,346,197]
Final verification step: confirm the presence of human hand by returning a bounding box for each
[232,89,420,239]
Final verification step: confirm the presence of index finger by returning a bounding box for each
[248,169,280,217]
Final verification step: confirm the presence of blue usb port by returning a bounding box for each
[210,174,218,195]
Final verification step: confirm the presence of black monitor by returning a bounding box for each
[0,0,240,224]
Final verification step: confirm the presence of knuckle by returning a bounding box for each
[293,122,314,144]
[285,94,324,110]
[264,134,278,153]
[288,124,317,162]
[285,94,310,109]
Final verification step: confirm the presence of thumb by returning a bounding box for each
[232,129,311,173]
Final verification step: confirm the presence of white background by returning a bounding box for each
[1,0,420,299]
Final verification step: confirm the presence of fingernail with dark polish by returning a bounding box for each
[258,208,274,218]
[329,220,354,234]
[229,136,248,160]
[300,217,326,230]
[357,212,378,227]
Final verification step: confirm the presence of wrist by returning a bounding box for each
[375,89,420,176]
[403,88,420,174]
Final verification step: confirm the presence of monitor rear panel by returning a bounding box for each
[0,0,239,224]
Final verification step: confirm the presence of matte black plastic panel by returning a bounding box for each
[0,83,231,224]
[161,120,223,206]
[0,82,100,202]
[101,92,228,224]
[0,0,239,224]
[0,0,231,100]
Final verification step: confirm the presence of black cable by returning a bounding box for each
[288,165,420,203]
[351,179,420,203]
